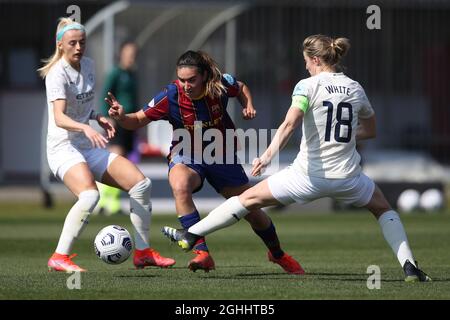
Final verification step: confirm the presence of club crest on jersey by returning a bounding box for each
[223,73,235,85]
[88,73,94,83]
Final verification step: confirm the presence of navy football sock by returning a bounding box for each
[253,221,284,259]
[179,210,209,252]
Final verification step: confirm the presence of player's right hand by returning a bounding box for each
[105,92,125,121]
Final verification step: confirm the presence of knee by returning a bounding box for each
[239,192,260,211]
[78,189,100,212]
[129,177,152,200]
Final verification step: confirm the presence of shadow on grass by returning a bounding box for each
[212,265,259,269]
[382,278,450,283]
[200,272,369,281]
[115,274,159,278]
[228,273,368,281]
[221,271,450,283]
[234,272,362,277]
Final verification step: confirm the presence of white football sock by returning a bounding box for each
[56,190,99,255]
[378,210,416,267]
[189,196,249,236]
[128,178,152,250]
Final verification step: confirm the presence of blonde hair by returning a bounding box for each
[303,35,350,71]
[176,50,226,99]
[37,18,84,78]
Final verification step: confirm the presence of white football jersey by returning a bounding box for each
[45,56,95,152]
[291,72,374,179]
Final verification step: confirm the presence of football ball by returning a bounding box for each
[420,188,444,212]
[94,225,133,264]
[397,189,420,213]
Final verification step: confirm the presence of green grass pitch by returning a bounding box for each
[0,202,449,300]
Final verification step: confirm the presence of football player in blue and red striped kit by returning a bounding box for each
[106,50,303,273]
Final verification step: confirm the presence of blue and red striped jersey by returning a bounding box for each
[142,74,241,159]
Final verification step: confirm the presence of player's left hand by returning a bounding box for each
[97,116,116,140]
[242,105,256,120]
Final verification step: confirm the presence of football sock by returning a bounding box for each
[96,183,108,210]
[378,210,416,267]
[128,178,152,250]
[56,190,99,255]
[253,219,284,259]
[189,196,249,236]
[179,210,208,251]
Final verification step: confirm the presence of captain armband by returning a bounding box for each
[291,95,309,113]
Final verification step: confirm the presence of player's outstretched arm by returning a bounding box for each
[252,107,303,176]
[105,92,150,130]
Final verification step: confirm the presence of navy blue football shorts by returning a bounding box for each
[168,154,249,193]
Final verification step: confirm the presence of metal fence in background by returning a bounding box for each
[1,0,450,186]
[86,0,450,163]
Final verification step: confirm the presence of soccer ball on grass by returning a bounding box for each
[94,225,133,264]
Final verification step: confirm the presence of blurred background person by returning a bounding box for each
[96,41,140,215]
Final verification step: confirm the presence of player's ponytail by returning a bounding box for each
[176,50,226,99]
[303,35,350,72]
[197,51,226,99]
[38,17,83,78]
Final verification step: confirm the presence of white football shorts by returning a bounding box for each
[267,165,375,207]
[47,144,118,181]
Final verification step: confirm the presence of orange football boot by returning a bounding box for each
[188,250,215,272]
[268,251,305,275]
[133,248,176,269]
[48,253,86,273]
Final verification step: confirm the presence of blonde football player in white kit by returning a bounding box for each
[39,18,175,272]
[163,34,430,282]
